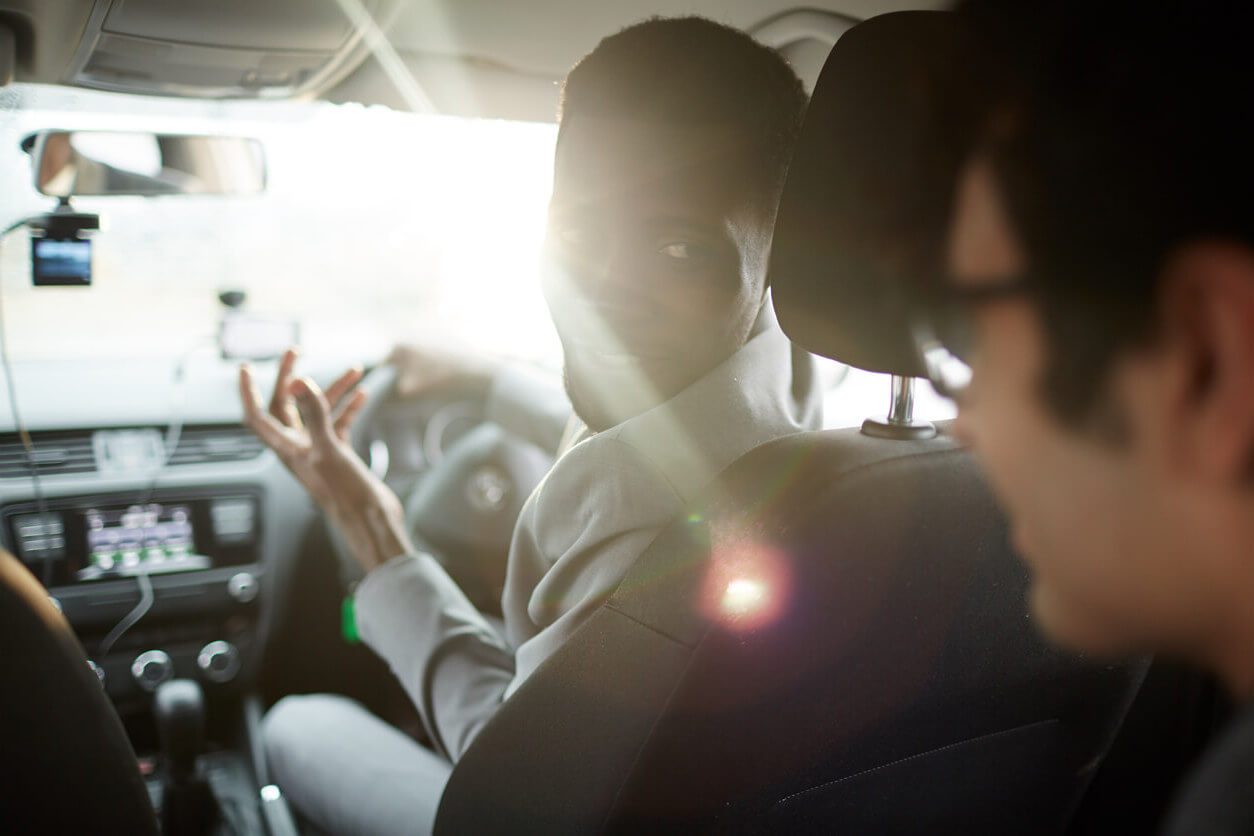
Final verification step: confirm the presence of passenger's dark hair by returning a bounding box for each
[955,0,1254,428]
[560,16,808,213]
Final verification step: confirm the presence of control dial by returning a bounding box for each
[197,641,241,683]
[131,650,174,692]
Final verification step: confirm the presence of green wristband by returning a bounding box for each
[341,595,361,644]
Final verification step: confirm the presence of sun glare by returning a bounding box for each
[720,577,768,617]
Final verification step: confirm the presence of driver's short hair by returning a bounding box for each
[958,0,1254,428]
[559,16,808,215]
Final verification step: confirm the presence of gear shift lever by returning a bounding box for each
[154,679,218,835]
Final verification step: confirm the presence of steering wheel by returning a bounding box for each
[331,364,554,614]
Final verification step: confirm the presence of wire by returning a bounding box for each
[0,216,53,585]
[98,568,154,656]
[137,336,215,506]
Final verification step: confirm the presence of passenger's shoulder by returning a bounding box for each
[1162,705,1254,836]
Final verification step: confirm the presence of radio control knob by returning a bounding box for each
[87,660,105,688]
[131,650,173,691]
[227,572,259,604]
[197,641,241,683]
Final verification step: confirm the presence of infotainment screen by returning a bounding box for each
[4,492,259,587]
[79,502,210,581]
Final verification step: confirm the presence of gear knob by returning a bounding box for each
[154,678,205,783]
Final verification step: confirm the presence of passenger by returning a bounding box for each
[898,2,1254,832]
[238,17,819,835]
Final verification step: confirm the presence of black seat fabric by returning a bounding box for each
[434,430,1146,834]
[0,551,159,835]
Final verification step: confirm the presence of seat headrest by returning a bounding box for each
[769,11,983,376]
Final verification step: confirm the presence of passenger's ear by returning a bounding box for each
[1155,241,1254,485]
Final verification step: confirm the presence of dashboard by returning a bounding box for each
[0,354,508,715]
[0,357,338,707]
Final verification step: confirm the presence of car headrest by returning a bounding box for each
[770,11,984,376]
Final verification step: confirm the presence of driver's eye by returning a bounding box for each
[553,224,601,258]
[659,242,694,259]
[658,241,712,262]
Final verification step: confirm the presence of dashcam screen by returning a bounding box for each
[31,237,92,286]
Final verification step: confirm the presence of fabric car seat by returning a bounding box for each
[0,550,159,834]
[434,12,1150,834]
[434,429,1146,834]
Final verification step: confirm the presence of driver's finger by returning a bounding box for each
[332,389,369,441]
[240,366,301,459]
[325,366,363,409]
[269,347,301,427]
[291,377,336,447]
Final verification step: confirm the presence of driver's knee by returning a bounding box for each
[263,694,361,790]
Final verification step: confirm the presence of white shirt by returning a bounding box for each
[356,305,821,761]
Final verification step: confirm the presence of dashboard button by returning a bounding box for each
[197,641,240,683]
[227,571,259,603]
[131,650,173,691]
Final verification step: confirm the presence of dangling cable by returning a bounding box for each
[97,568,154,656]
[0,217,53,585]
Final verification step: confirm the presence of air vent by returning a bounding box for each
[0,425,265,478]
[0,431,97,478]
[166,425,265,466]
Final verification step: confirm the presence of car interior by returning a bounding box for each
[0,2,1231,834]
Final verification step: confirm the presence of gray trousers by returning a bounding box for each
[263,694,453,836]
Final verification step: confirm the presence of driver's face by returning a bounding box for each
[542,115,771,431]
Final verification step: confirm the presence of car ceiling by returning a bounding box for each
[0,0,939,122]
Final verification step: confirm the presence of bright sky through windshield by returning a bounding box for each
[0,84,560,367]
[0,84,955,429]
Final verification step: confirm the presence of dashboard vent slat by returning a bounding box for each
[0,424,264,479]
[166,425,265,466]
[0,431,97,478]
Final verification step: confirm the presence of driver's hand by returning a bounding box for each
[239,348,414,573]
[386,342,494,399]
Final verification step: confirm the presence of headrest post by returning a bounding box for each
[861,375,938,440]
[887,375,915,426]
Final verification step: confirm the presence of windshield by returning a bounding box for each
[0,83,559,366]
[0,83,954,428]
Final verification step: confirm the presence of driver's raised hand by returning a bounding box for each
[239,348,413,573]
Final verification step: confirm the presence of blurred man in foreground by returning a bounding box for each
[906,3,1254,831]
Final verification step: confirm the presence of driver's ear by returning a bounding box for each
[1154,241,1254,485]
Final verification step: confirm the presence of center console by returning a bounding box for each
[3,484,299,831]
[2,487,264,707]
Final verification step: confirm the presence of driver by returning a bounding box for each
[239,17,820,834]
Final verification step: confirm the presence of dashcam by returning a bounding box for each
[25,205,100,287]
[31,237,92,286]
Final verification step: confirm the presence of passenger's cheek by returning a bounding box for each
[950,404,975,447]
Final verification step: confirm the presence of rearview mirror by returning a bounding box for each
[26,131,266,197]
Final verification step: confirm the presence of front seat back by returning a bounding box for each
[434,431,1145,834]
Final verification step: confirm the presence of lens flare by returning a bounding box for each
[720,577,767,616]
[700,525,791,632]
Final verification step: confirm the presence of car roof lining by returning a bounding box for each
[0,0,942,121]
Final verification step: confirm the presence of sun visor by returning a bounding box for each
[769,11,983,376]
